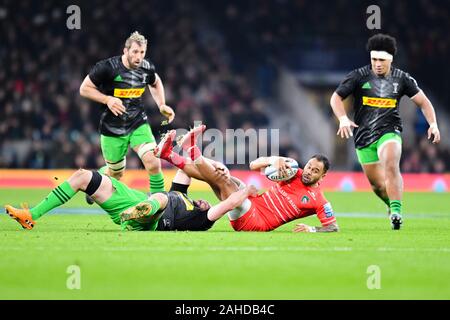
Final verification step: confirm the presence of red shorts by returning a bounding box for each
[229,201,273,232]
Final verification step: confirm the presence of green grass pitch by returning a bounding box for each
[1,188,449,299]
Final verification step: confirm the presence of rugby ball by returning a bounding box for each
[264,158,299,182]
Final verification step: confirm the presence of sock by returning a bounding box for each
[164,151,186,169]
[382,197,390,207]
[187,146,202,161]
[150,172,165,193]
[389,200,402,215]
[98,165,108,175]
[30,181,76,220]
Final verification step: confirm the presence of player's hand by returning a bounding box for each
[273,158,291,179]
[427,123,440,144]
[293,223,316,233]
[105,96,126,116]
[159,105,175,125]
[337,115,358,139]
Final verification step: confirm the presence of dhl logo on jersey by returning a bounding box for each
[363,96,397,108]
[113,87,145,98]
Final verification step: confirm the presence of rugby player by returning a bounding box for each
[79,31,174,203]
[330,33,441,230]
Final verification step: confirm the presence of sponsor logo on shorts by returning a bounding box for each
[114,87,145,98]
[362,96,397,108]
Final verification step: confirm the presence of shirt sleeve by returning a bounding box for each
[88,60,114,87]
[335,70,359,99]
[145,60,157,86]
[402,72,421,98]
[315,198,337,226]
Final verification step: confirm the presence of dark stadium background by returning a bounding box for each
[1,0,449,172]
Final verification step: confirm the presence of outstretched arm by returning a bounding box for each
[206,185,258,222]
[293,221,339,233]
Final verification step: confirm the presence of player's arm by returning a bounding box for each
[330,92,358,139]
[148,73,174,124]
[206,185,258,222]
[293,221,339,233]
[330,70,360,139]
[80,76,126,116]
[249,156,291,177]
[411,91,440,144]
[293,202,339,233]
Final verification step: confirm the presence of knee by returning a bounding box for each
[143,156,161,173]
[385,162,400,177]
[110,170,124,180]
[69,169,92,189]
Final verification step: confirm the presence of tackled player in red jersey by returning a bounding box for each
[229,155,338,232]
[153,124,339,233]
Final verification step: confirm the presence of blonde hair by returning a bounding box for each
[125,31,147,49]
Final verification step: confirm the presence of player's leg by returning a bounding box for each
[84,134,129,205]
[176,125,238,199]
[378,136,403,229]
[100,134,129,180]
[153,129,211,181]
[120,192,168,223]
[187,145,238,200]
[361,163,390,209]
[131,124,165,193]
[5,169,110,229]
[357,141,391,209]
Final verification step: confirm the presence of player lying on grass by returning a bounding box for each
[3,129,254,231]
[152,125,339,233]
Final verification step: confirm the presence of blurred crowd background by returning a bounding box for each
[1,0,449,171]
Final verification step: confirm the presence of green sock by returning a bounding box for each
[98,165,108,175]
[382,197,390,207]
[30,181,76,220]
[149,172,165,193]
[389,200,402,215]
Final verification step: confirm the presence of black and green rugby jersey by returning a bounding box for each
[335,65,420,148]
[88,56,157,136]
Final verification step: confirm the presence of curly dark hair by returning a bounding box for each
[366,33,397,56]
[311,154,330,173]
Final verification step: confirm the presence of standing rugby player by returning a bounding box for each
[330,33,441,230]
[80,31,174,202]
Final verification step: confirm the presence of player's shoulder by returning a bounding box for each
[355,65,371,77]
[95,55,121,69]
[392,67,417,82]
[345,65,370,81]
[141,59,155,72]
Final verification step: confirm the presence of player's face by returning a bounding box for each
[193,199,211,211]
[301,158,326,186]
[371,58,391,76]
[124,42,147,69]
